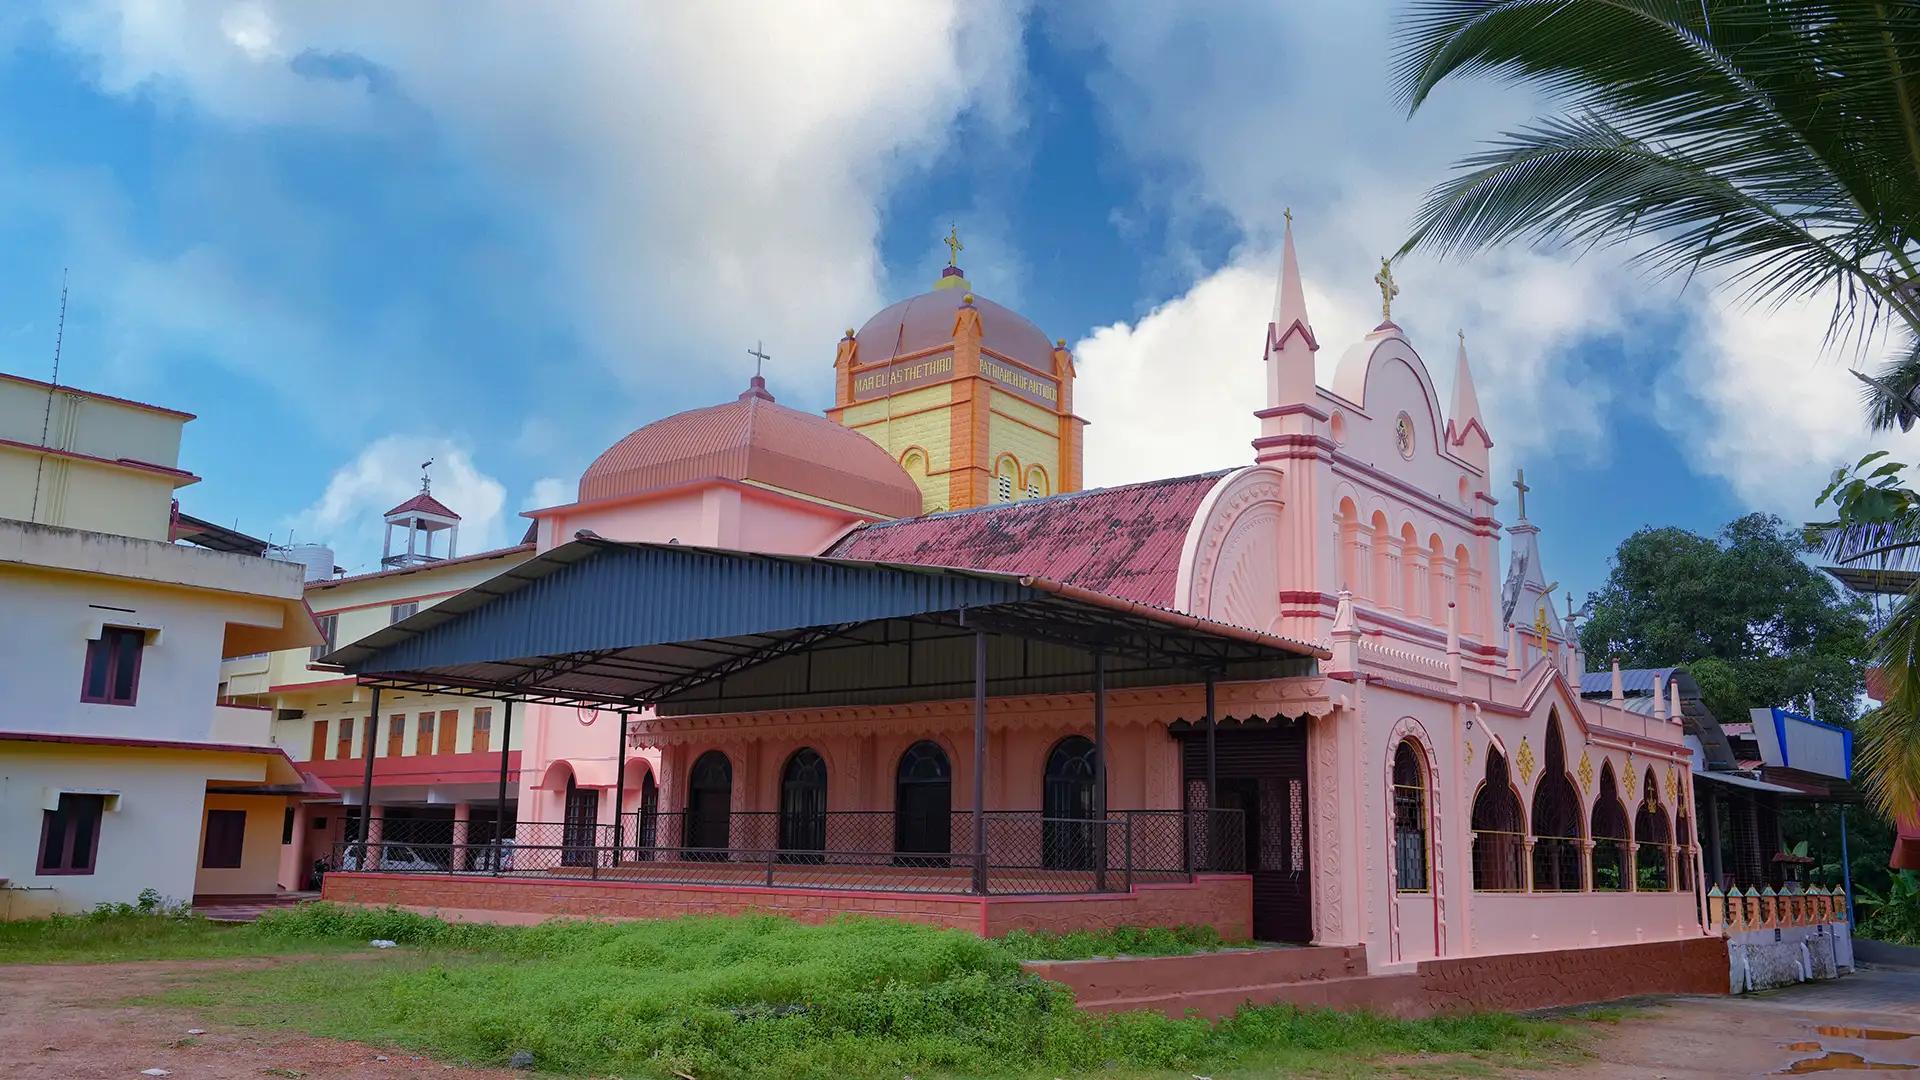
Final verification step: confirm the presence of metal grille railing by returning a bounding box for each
[328,808,1245,896]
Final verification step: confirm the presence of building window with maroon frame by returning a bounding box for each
[39,793,106,874]
[203,809,247,869]
[80,627,145,706]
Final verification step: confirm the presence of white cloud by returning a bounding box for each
[45,1,1030,407]
[288,435,506,573]
[1050,3,1646,486]
[526,475,571,514]
[1659,298,1902,517]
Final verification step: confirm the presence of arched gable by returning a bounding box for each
[1329,332,1449,456]
[1173,464,1286,631]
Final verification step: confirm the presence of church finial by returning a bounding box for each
[740,341,775,401]
[1512,467,1530,520]
[944,222,963,267]
[1263,208,1318,415]
[419,457,434,494]
[1373,256,1399,324]
[1273,209,1311,335]
[747,340,769,378]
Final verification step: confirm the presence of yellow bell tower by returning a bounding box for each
[828,233,1084,514]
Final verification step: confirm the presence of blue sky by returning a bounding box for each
[0,4,1875,599]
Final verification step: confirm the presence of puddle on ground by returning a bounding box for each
[1778,1051,1919,1074]
[1786,1041,1821,1051]
[1816,1026,1920,1041]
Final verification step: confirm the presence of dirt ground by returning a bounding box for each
[3,956,1918,1078]
[0,956,519,1080]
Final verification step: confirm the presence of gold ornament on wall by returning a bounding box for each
[1577,749,1593,794]
[1516,736,1536,785]
[1465,738,1475,772]
[1622,757,1637,800]
[1666,764,1680,804]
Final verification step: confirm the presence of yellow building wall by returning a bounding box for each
[193,794,288,897]
[842,383,957,513]
[987,391,1063,499]
[0,376,191,541]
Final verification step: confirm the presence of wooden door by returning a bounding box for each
[310,720,329,761]
[387,714,405,757]
[438,710,459,753]
[416,712,435,756]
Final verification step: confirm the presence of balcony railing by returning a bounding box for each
[328,808,1245,896]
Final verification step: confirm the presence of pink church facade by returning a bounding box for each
[329,226,1704,967]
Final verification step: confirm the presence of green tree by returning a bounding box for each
[1579,514,1870,726]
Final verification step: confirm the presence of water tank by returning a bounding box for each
[274,544,337,582]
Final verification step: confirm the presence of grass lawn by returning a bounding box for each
[3,904,1594,1079]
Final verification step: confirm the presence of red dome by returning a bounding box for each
[579,376,923,518]
[854,279,1057,369]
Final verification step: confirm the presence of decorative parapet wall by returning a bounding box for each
[1706,886,1854,993]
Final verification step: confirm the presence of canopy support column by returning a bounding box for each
[972,630,988,895]
[1093,649,1108,892]
[612,709,629,866]
[358,686,382,846]
[494,699,514,874]
[1204,672,1218,809]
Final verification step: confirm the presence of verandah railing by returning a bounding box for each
[329,808,1245,896]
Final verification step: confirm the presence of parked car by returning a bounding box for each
[467,839,515,872]
[338,843,441,872]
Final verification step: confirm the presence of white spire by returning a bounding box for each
[1448,330,1490,450]
[1271,209,1315,351]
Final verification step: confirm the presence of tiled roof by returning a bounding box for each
[385,491,461,521]
[579,376,923,518]
[824,471,1230,607]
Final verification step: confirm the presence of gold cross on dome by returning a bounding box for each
[1374,256,1399,321]
[944,223,963,267]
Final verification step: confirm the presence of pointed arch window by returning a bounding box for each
[1590,763,1631,891]
[1634,768,1672,892]
[1675,799,1694,893]
[1392,740,1430,893]
[1470,747,1526,891]
[1530,719,1584,891]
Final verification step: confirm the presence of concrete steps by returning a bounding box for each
[1022,944,1377,1018]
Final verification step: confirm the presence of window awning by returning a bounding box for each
[325,535,1325,713]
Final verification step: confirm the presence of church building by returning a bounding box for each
[318,221,1709,977]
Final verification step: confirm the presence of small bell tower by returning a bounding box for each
[381,460,461,569]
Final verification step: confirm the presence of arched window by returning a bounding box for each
[1454,545,1475,637]
[778,748,828,861]
[1337,499,1361,594]
[1400,523,1422,620]
[1025,466,1049,500]
[686,750,733,858]
[1371,512,1394,608]
[636,770,659,860]
[562,770,600,867]
[994,455,1019,503]
[1471,747,1527,891]
[1427,534,1448,623]
[1042,736,1097,870]
[1530,718,1584,891]
[1675,798,1694,893]
[1392,740,1429,893]
[1590,762,1631,891]
[1634,768,1672,892]
[900,448,927,475]
[894,741,951,865]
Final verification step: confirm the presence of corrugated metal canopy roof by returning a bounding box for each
[326,535,1325,712]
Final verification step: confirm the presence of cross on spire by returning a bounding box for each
[419,457,434,493]
[747,341,770,377]
[1512,467,1531,520]
[1374,256,1399,322]
[943,223,963,267]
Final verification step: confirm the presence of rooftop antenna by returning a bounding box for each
[29,270,69,523]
